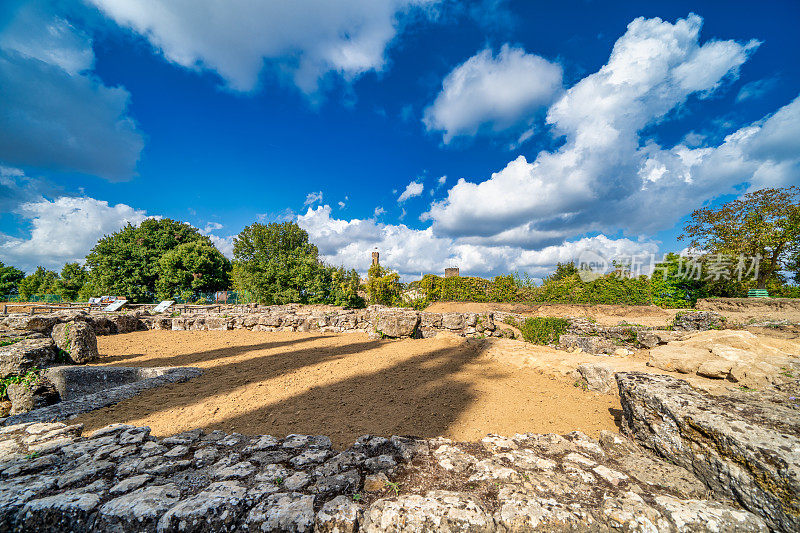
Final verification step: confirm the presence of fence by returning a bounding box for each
[1,291,255,305]
[1,294,63,303]
[170,290,255,305]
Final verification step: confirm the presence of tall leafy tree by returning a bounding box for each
[84,218,212,302]
[0,261,25,296]
[55,262,88,301]
[156,241,232,299]
[18,267,59,299]
[680,187,800,290]
[232,221,359,305]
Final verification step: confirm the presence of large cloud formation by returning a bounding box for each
[423,15,800,249]
[1,189,148,272]
[86,0,439,94]
[300,15,799,279]
[298,204,658,279]
[0,3,144,180]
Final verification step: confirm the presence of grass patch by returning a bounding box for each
[0,368,40,400]
[0,339,21,347]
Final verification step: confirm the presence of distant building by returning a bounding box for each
[372,251,380,267]
[444,267,460,278]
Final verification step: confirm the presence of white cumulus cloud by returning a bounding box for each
[398,181,424,202]
[426,14,768,242]
[298,205,658,280]
[423,44,562,143]
[87,0,439,94]
[0,196,148,272]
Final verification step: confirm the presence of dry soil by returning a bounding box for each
[72,330,622,449]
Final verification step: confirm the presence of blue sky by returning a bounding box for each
[1,0,798,279]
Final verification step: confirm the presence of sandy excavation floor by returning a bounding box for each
[72,330,622,449]
[425,302,680,327]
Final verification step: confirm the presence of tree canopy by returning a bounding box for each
[84,218,221,302]
[232,221,362,306]
[0,262,25,296]
[156,240,232,299]
[55,262,88,301]
[17,267,59,299]
[680,186,800,289]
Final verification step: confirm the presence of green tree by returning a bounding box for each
[650,253,703,307]
[84,218,211,302]
[680,186,800,290]
[788,251,800,285]
[366,263,401,305]
[546,261,579,283]
[18,267,59,299]
[55,262,88,301]
[156,241,232,299]
[232,221,328,304]
[0,261,25,296]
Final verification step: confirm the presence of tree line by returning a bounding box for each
[1,186,798,306]
[0,218,363,307]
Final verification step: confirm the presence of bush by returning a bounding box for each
[507,317,569,344]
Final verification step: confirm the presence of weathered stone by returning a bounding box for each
[363,472,389,492]
[245,492,315,532]
[648,344,713,373]
[289,448,332,468]
[158,481,248,532]
[559,334,615,354]
[7,376,60,415]
[110,474,152,495]
[655,495,768,531]
[576,362,616,393]
[282,434,331,450]
[112,314,141,334]
[51,321,99,364]
[672,310,726,331]
[311,469,360,496]
[95,485,179,530]
[364,454,396,473]
[315,495,362,533]
[441,313,465,330]
[18,488,102,532]
[362,491,494,532]
[0,338,57,378]
[617,372,800,532]
[374,310,420,338]
[4,315,59,334]
[495,486,594,530]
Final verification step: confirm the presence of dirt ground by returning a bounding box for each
[72,330,622,449]
[425,298,800,327]
[424,302,680,327]
[696,298,800,324]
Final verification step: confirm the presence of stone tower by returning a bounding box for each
[372,251,380,267]
[444,267,460,278]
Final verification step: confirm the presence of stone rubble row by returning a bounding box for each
[0,372,796,532]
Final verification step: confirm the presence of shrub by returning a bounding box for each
[507,317,569,344]
[366,264,401,305]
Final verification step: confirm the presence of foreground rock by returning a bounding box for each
[0,338,57,378]
[648,329,800,388]
[50,322,98,364]
[6,376,59,415]
[0,417,769,532]
[618,372,800,532]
